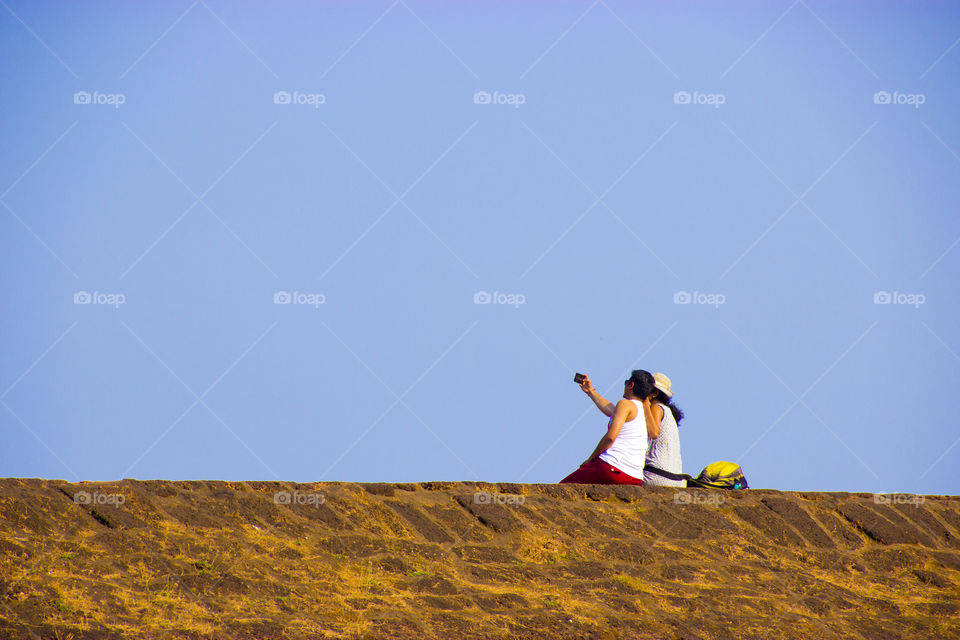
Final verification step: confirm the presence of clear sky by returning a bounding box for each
[2,1,958,493]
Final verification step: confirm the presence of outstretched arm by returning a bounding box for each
[579,375,615,417]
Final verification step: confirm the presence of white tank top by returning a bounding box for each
[598,399,648,479]
[643,403,684,486]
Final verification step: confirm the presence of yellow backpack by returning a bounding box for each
[688,461,749,489]
[644,460,749,489]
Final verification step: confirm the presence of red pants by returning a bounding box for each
[560,458,644,485]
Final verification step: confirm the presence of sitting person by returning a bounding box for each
[560,370,663,485]
[638,372,685,487]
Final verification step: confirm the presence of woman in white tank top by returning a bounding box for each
[561,369,684,485]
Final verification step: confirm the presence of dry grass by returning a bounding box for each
[1,480,958,640]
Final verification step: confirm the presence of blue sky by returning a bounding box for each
[1,1,958,493]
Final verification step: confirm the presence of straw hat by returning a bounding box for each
[652,372,673,398]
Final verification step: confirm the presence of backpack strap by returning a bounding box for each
[685,477,735,489]
[643,464,692,483]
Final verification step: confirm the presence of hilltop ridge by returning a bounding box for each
[1,479,958,639]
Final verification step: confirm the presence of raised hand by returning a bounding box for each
[579,374,595,395]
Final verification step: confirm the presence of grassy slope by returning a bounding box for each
[1,479,959,639]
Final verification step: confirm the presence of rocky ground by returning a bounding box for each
[0,478,958,639]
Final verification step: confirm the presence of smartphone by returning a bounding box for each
[574,373,586,384]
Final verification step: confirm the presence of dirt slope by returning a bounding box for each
[1,479,958,639]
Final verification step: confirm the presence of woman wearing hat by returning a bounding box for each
[560,369,684,486]
[638,371,685,486]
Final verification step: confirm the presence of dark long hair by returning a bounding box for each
[628,369,684,425]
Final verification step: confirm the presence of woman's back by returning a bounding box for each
[597,399,647,479]
[643,403,683,486]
